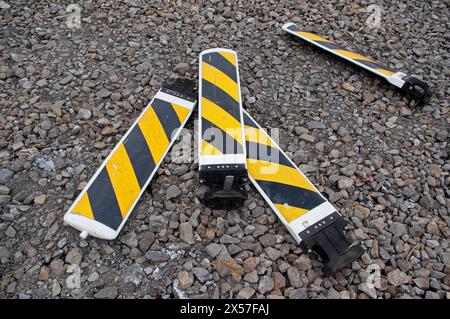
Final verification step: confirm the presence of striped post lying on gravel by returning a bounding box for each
[282,22,431,107]
[244,110,364,276]
[64,79,197,240]
[198,48,248,210]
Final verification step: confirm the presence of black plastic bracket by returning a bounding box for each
[299,212,364,276]
[199,164,248,210]
[162,78,197,102]
[400,75,432,108]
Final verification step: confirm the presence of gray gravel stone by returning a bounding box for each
[139,232,155,252]
[289,288,308,299]
[358,282,377,299]
[258,275,275,294]
[78,109,92,120]
[0,0,447,300]
[177,271,193,289]
[387,269,409,287]
[338,177,353,190]
[220,234,240,244]
[287,267,302,288]
[65,247,83,265]
[179,222,195,244]
[441,253,450,267]
[166,185,181,200]
[174,63,189,73]
[424,291,441,299]
[205,243,223,258]
[145,250,170,262]
[123,265,144,286]
[265,247,281,261]
[192,267,210,283]
[294,255,312,271]
[389,222,407,236]
[0,185,10,195]
[148,215,166,232]
[0,247,11,263]
[96,88,111,98]
[237,287,256,299]
[0,1,11,9]
[244,270,258,283]
[0,168,13,184]
[307,121,326,130]
[94,287,118,299]
[259,234,277,247]
[120,231,138,248]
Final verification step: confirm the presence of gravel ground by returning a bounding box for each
[0,0,449,299]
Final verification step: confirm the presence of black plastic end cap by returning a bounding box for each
[199,164,248,210]
[400,75,432,108]
[162,78,196,101]
[202,188,247,210]
[299,212,364,277]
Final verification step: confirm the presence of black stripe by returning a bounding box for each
[243,112,258,128]
[202,118,243,155]
[315,40,346,51]
[202,79,241,122]
[123,125,156,188]
[255,180,325,211]
[88,168,123,230]
[160,87,196,103]
[287,24,301,32]
[202,52,238,83]
[315,40,396,73]
[355,59,396,73]
[246,141,294,168]
[243,113,293,167]
[151,98,182,141]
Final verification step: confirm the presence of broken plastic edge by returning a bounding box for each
[63,213,118,240]
[400,75,432,108]
[298,212,364,276]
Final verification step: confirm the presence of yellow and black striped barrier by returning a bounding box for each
[63,50,364,275]
[196,48,363,274]
[282,22,431,107]
[244,110,364,276]
[198,48,248,209]
[64,80,197,240]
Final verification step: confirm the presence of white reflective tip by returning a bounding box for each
[200,48,237,56]
[282,22,297,32]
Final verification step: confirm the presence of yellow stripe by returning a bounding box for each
[298,31,332,43]
[202,61,239,102]
[201,140,223,155]
[105,144,141,218]
[138,106,170,163]
[334,49,374,63]
[247,159,317,193]
[71,192,94,219]
[219,51,237,66]
[201,97,243,144]
[171,103,190,123]
[274,203,308,223]
[298,31,396,77]
[298,31,395,76]
[376,68,395,76]
[244,126,275,148]
[335,50,395,75]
